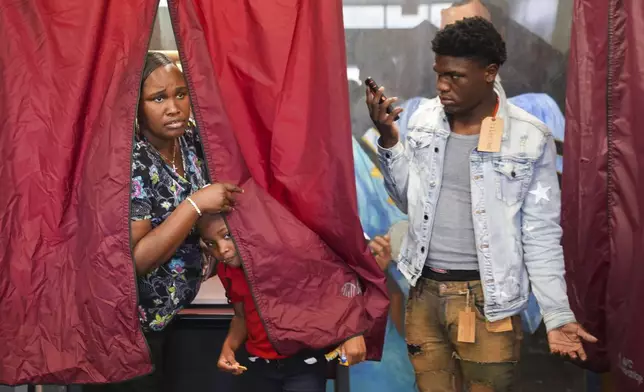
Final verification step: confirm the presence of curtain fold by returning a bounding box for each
[564,1,644,388]
[603,1,644,389]
[0,0,389,384]
[170,0,389,359]
[0,0,157,385]
[562,0,611,374]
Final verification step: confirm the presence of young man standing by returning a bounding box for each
[366,17,596,391]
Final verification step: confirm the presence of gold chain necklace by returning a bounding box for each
[158,140,180,173]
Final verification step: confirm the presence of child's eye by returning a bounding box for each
[153,96,164,103]
[224,232,232,240]
[177,92,187,99]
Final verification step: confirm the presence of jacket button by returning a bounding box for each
[434,147,439,153]
[386,152,391,158]
[421,246,425,253]
[424,215,428,220]
[430,181,436,187]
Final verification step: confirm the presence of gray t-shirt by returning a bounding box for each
[426,133,479,271]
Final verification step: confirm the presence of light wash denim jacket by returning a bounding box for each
[377,81,576,331]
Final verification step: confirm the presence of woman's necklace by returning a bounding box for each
[157,140,176,170]
[158,139,185,175]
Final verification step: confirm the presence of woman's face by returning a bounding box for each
[139,64,191,141]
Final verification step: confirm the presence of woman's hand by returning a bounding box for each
[191,183,243,214]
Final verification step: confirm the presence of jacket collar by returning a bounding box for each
[493,76,510,141]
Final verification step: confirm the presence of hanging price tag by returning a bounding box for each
[457,289,476,343]
[486,317,513,333]
[477,116,504,153]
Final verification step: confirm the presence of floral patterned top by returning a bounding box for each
[131,122,208,332]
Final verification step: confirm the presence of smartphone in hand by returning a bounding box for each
[365,77,400,121]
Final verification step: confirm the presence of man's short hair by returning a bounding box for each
[432,16,507,67]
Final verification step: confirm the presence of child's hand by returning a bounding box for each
[339,335,367,366]
[217,346,246,376]
[368,234,393,272]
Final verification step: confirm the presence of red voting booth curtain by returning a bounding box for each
[169,0,388,359]
[0,0,156,384]
[564,1,644,388]
[0,0,388,385]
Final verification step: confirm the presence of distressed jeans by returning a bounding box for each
[405,278,523,392]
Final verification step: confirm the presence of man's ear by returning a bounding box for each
[485,64,499,83]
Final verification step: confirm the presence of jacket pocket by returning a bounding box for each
[492,159,533,206]
[407,132,434,167]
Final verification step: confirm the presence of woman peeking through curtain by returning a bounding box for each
[86,52,242,392]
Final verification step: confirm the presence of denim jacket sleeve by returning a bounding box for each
[522,135,576,331]
[376,140,409,214]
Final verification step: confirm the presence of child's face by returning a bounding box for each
[200,217,242,268]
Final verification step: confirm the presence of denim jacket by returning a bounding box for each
[377,81,575,331]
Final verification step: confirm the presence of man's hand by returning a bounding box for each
[547,322,598,361]
[340,335,367,366]
[365,86,403,148]
[368,235,393,272]
[217,345,246,376]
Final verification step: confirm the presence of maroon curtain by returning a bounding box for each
[562,0,611,373]
[564,0,644,388]
[0,0,388,384]
[170,0,389,358]
[0,0,156,385]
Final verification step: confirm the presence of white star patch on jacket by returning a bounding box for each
[529,182,551,204]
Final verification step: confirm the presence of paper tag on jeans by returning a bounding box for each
[477,117,504,152]
[458,309,476,343]
[486,317,513,333]
[457,289,476,343]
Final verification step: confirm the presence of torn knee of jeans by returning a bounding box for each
[407,343,422,356]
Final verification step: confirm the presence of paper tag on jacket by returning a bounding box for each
[477,117,504,152]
